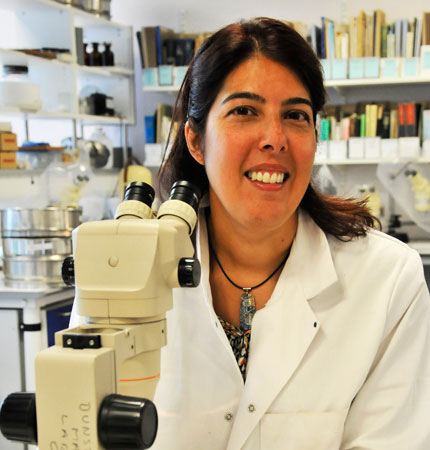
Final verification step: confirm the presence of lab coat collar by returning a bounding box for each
[196,206,338,303]
[196,206,339,449]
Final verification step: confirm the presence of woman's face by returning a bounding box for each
[186,55,316,233]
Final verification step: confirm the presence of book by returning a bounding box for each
[394,19,402,57]
[369,104,379,137]
[360,113,366,137]
[423,12,430,45]
[398,103,406,137]
[390,108,399,138]
[365,13,373,57]
[75,27,84,65]
[310,25,322,57]
[349,16,358,58]
[423,109,430,140]
[405,102,417,136]
[144,115,155,143]
[381,110,391,138]
[155,26,176,66]
[401,19,409,57]
[136,31,145,68]
[387,26,396,57]
[406,21,415,58]
[376,104,384,136]
[373,9,386,57]
[174,38,195,66]
[326,20,335,59]
[380,24,389,57]
[357,10,367,57]
[414,18,422,57]
[155,104,173,143]
[141,26,158,68]
[320,17,327,59]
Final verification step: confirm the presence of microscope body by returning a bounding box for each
[1,181,201,450]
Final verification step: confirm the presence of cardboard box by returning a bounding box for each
[0,151,17,169]
[0,132,18,151]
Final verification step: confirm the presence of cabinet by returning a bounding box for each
[0,0,135,147]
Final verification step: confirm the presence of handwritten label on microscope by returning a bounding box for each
[49,402,93,450]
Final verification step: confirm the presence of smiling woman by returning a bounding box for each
[154,17,430,450]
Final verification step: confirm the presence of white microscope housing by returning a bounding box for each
[0,181,201,450]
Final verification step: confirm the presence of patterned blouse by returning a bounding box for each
[218,317,251,382]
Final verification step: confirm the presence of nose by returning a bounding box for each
[258,116,287,153]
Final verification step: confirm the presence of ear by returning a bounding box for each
[184,121,205,165]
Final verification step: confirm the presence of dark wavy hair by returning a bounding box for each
[158,17,379,240]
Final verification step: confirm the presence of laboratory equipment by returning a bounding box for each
[0,180,201,449]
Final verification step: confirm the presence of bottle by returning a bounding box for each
[102,42,114,66]
[83,43,90,66]
[89,42,102,66]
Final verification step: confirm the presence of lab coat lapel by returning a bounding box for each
[227,210,338,449]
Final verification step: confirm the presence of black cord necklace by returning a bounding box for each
[209,240,289,331]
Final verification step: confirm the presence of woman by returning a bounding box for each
[155,18,430,449]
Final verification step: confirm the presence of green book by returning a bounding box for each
[360,114,366,137]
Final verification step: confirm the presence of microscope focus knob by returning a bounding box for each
[178,257,201,287]
[62,256,75,286]
[0,392,37,445]
[98,394,158,450]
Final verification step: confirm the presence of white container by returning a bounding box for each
[364,137,381,159]
[348,137,365,159]
[0,65,42,112]
[329,140,347,160]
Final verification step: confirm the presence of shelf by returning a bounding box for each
[0,48,75,67]
[143,76,430,94]
[325,76,430,88]
[0,49,133,76]
[78,65,133,77]
[143,85,181,93]
[314,157,430,166]
[0,107,131,124]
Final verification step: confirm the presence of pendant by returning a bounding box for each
[240,289,256,331]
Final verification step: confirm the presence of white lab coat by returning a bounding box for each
[152,208,430,450]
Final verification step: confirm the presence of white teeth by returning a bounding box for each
[269,173,277,184]
[247,171,286,184]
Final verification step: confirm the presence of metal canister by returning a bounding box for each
[1,207,81,285]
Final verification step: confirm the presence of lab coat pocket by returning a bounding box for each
[260,409,348,450]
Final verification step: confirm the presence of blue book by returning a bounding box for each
[145,115,155,143]
[321,17,326,59]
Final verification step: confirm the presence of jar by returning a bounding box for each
[101,42,114,66]
[89,42,102,66]
[0,65,42,111]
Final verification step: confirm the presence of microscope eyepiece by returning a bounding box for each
[124,182,155,208]
[169,181,201,213]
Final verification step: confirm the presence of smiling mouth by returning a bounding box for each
[245,170,289,184]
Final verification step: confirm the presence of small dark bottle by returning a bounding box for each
[89,42,102,66]
[83,43,90,66]
[102,42,114,66]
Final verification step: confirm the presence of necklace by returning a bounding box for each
[209,241,289,331]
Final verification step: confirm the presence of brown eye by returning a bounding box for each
[231,106,254,116]
[285,110,310,122]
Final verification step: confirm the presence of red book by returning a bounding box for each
[398,103,406,137]
[405,102,416,136]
